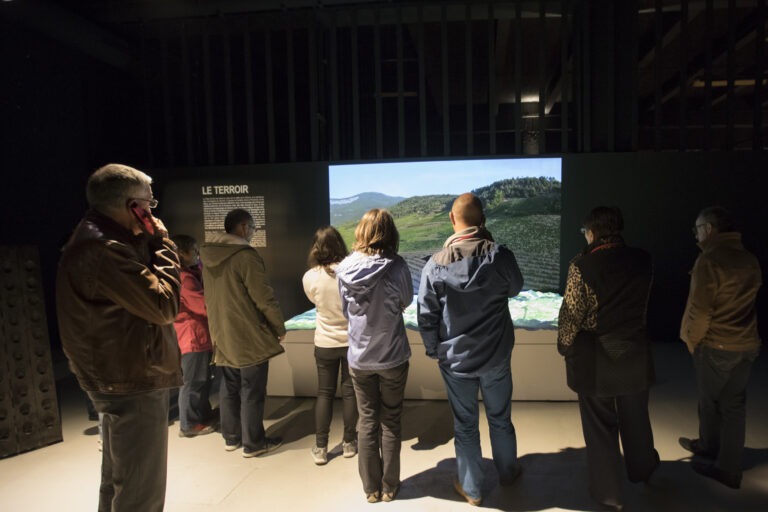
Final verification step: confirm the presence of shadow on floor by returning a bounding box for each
[396,447,768,512]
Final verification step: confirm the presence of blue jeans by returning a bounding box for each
[440,361,519,500]
[179,351,213,430]
[694,345,758,475]
[220,362,269,451]
[350,362,409,495]
[315,346,357,447]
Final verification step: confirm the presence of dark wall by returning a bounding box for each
[151,163,330,320]
[561,152,768,342]
[1,19,146,352]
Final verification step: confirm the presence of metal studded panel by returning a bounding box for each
[0,246,62,458]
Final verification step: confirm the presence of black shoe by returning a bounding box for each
[629,449,660,484]
[243,436,283,458]
[691,461,741,489]
[499,465,523,486]
[678,437,713,458]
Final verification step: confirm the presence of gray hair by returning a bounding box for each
[86,163,152,211]
[698,206,735,233]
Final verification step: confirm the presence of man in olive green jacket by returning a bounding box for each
[679,206,762,490]
[201,208,286,457]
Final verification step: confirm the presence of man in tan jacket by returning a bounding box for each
[679,206,762,489]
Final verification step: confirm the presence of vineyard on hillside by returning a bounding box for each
[332,177,561,293]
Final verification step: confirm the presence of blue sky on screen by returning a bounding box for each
[329,158,561,199]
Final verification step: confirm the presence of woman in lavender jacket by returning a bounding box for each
[336,209,412,504]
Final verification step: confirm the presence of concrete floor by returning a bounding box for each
[1,343,767,512]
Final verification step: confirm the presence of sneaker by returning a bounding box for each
[342,440,358,458]
[243,437,283,458]
[366,491,381,503]
[453,478,482,506]
[224,441,242,452]
[382,485,400,502]
[311,445,328,465]
[179,424,215,438]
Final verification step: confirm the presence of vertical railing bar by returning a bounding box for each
[223,21,235,164]
[514,1,522,154]
[308,19,319,161]
[330,12,340,161]
[286,18,297,162]
[726,0,735,149]
[375,7,383,158]
[465,3,473,155]
[418,3,427,156]
[160,37,175,166]
[488,2,496,155]
[397,6,405,157]
[243,25,256,163]
[180,23,195,165]
[754,0,765,150]
[442,4,451,155]
[538,0,546,154]
[679,0,688,151]
[264,28,276,163]
[704,0,713,150]
[561,0,569,153]
[202,26,215,164]
[139,24,155,167]
[654,0,662,151]
[351,9,361,160]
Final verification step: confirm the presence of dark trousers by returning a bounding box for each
[179,351,213,430]
[220,362,269,451]
[694,345,757,475]
[88,389,170,512]
[578,390,658,505]
[314,346,358,447]
[350,362,409,495]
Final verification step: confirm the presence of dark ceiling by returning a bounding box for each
[3,0,766,155]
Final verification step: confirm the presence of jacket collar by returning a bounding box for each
[699,231,743,253]
[583,234,625,255]
[444,226,494,247]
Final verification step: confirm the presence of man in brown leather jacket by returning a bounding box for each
[56,163,182,512]
[679,206,762,489]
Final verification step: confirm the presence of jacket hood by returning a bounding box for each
[438,226,495,264]
[200,232,252,268]
[336,252,398,297]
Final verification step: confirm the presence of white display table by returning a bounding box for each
[268,293,575,401]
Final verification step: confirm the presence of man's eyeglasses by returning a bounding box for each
[128,197,159,209]
[691,223,707,235]
[579,227,587,234]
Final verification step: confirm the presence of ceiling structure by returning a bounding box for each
[4,0,765,160]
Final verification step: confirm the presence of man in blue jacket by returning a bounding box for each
[417,193,524,506]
